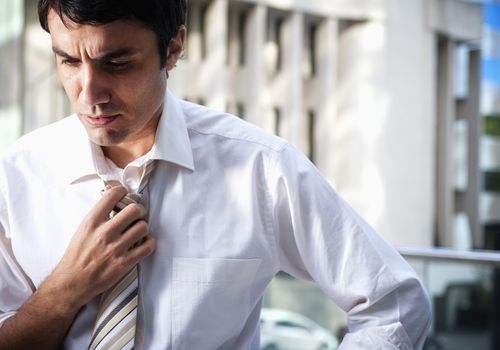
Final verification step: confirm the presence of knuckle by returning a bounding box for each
[116,256,129,271]
[115,254,134,271]
[96,228,112,245]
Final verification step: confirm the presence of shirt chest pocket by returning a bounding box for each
[171,257,261,350]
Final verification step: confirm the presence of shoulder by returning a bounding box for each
[176,98,319,181]
[179,99,287,154]
[0,115,88,191]
[0,116,80,212]
[1,115,83,163]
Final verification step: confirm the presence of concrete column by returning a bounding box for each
[314,18,337,185]
[334,20,387,233]
[204,0,228,111]
[464,48,483,248]
[436,36,456,247]
[187,2,202,64]
[169,1,203,100]
[281,12,306,152]
[245,5,267,128]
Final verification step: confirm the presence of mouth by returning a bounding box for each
[83,114,118,126]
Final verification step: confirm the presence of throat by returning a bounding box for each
[102,143,153,168]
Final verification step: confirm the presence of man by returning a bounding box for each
[0,0,431,349]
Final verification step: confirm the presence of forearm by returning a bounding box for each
[0,186,155,349]
[0,274,82,350]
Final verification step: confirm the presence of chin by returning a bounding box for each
[88,129,128,147]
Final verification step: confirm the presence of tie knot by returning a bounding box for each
[109,192,142,216]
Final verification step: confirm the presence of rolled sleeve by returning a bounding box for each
[339,322,413,350]
[340,279,431,349]
[268,143,431,349]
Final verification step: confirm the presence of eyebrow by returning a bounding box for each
[52,47,139,61]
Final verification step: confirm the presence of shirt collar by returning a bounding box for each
[65,89,194,185]
[151,89,194,170]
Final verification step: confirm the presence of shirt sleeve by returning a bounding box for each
[267,143,431,350]
[0,180,35,328]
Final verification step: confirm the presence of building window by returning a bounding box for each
[200,3,209,60]
[237,102,245,119]
[308,110,315,163]
[228,6,248,67]
[274,107,282,136]
[238,11,247,67]
[309,23,317,77]
[275,18,283,72]
[267,10,285,74]
[304,21,318,78]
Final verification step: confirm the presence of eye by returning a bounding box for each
[60,58,80,67]
[105,60,131,71]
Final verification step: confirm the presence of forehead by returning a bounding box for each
[47,9,156,53]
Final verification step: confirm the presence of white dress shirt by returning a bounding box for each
[0,90,431,349]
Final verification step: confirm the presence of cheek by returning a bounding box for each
[126,71,166,110]
[58,71,80,104]
[138,67,166,92]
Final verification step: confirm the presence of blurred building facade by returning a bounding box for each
[2,0,485,249]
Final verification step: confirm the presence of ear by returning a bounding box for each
[166,25,187,71]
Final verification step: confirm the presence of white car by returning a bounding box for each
[260,308,339,350]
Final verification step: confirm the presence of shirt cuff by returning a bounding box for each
[0,311,16,328]
[338,322,413,350]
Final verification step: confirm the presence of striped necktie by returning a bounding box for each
[88,160,155,350]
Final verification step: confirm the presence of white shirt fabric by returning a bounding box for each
[0,90,431,350]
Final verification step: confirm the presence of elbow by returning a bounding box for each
[402,278,432,349]
[417,278,432,329]
[419,286,433,340]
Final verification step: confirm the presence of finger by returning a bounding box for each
[90,186,129,223]
[107,203,148,234]
[126,235,156,263]
[113,235,156,273]
[115,220,149,252]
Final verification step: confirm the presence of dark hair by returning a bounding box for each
[38,0,187,68]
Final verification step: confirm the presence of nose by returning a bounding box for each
[79,64,111,107]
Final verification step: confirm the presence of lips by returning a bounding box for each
[84,114,118,126]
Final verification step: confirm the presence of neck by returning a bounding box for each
[102,138,154,168]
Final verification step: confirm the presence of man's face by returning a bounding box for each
[47,9,171,149]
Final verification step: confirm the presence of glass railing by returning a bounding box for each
[399,246,500,350]
[262,247,500,350]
